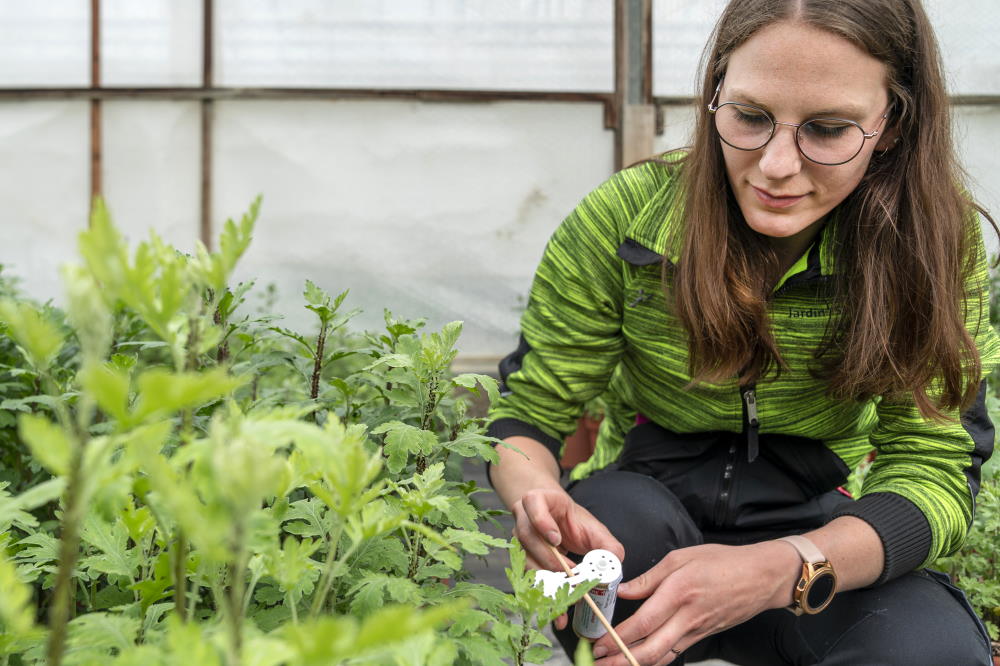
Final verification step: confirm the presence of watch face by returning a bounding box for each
[805,571,836,610]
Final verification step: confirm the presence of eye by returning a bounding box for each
[733,107,772,127]
[802,120,853,139]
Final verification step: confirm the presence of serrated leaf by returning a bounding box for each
[451,373,501,407]
[371,422,437,475]
[18,412,73,476]
[0,299,64,371]
[444,430,501,464]
[65,612,141,655]
[347,573,421,615]
[446,608,494,636]
[282,498,329,539]
[353,536,409,575]
[524,645,554,663]
[443,528,509,556]
[451,582,514,615]
[454,634,508,666]
[364,353,413,371]
[79,513,141,579]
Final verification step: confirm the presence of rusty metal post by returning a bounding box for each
[200,0,214,249]
[614,0,654,170]
[89,0,102,209]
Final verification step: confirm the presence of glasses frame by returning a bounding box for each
[707,79,891,166]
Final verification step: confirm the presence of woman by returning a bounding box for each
[486,0,999,664]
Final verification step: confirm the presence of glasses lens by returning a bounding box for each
[797,119,865,165]
[713,103,773,151]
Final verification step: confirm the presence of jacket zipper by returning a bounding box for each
[743,387,759,463]
[715,386,759,527]
[714,439,738,526]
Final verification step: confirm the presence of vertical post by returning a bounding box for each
[89,0,102,208]
[614,0,654,170]
[200,0,214,249]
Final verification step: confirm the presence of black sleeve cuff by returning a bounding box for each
[831,491,932,585]
[484,418,564,489]
[486,418,563,459]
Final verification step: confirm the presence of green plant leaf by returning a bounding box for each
[0,551,35,635]
[451,373,500,406]
[18,413,73,476]
[0,299,64,371]
[79,512,141,580]
[347,573,421,615]
[371,421,437,474]
[131,367,244,423]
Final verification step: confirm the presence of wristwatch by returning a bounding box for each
[777,535,837,615]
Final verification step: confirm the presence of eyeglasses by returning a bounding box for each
[707,79,890,166]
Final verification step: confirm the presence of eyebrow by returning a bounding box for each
[725,87,869,119]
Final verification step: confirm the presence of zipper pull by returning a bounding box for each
[743,388,759,462]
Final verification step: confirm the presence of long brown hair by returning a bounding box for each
[675,0,992,416]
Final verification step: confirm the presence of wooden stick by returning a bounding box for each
[547,544,640,666]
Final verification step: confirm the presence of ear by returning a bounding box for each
[875,125,900,152]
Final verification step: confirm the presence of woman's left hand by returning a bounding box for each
[591,540,801,666]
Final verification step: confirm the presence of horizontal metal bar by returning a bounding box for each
[654,94,1000,107]
[0,85,611,104]
[0,86,616,125]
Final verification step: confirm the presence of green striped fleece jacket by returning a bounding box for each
[487,156,1000,583]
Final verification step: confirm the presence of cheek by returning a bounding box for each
[720,145,752,182]
[817,160,871,203]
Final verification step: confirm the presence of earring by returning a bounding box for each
[878,137,900,155]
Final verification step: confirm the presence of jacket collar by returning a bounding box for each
[617,172,838,287]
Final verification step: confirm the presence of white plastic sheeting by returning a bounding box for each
[653,0,1000,96]
[0,102,89,300]
[216,99,612,356]
[103,101,201,248]
[218,1,613,91]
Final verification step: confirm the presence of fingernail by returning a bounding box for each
[547,530,560,545]
[592,646,608,658]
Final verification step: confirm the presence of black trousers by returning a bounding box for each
[553,469,994,665]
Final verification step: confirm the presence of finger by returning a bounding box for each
[567,507,626,562]
[520,492,563,546]
[619,616,706,666]
[618,552,683,599]
[596,582,679,653]
[512,501,565,571]
[555,612,568,631]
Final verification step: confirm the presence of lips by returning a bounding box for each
[752,186,807,209]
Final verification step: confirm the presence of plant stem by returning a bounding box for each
[173,531,188,621]
[45,445,87,666]
[310,530,361,617]
[311,323,328,402]
[214,302,229,364]
[415,374,440,474]
[407,531,423,580]
[225,523,247,666]
[310,521,344,616]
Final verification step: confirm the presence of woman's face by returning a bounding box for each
[719,20,894,260]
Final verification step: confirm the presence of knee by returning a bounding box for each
[816,573,992,666]
[568,471,701,578]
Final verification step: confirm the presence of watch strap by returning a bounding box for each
[777,534,826,564]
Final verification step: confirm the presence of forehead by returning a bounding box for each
[724,20,889,114]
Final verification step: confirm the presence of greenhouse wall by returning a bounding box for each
[1,0,997,366]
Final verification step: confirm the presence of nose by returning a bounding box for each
[758,123,803,180]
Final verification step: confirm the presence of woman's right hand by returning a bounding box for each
[512,487,625,573]
[512,486,624,630]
